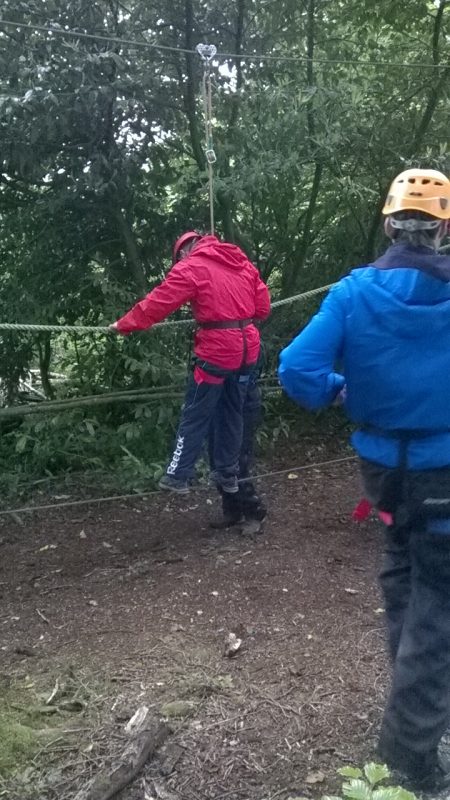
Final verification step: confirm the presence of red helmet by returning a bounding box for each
[172,231,201,263]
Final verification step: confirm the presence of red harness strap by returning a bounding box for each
[352,498,393,526]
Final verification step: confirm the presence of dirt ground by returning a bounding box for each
[0,447,390,800]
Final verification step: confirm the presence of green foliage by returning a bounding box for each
[0,397,179,497]
[337,767,365,780]
[0,713,38,775]
[327,763,417,800]
[0,677,59,776]
[363,764,391,786]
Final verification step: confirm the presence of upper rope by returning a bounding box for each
[0,283,335,335]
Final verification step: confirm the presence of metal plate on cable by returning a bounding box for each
[196,43,217,61]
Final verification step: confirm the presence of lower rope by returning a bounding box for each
[0,455,356,517]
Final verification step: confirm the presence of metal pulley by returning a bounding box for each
[195,43,217,62]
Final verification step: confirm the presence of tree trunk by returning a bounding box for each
[282,0,323,294]
[285,162,323,294]
[113,206,147,295]
[183,0,205,170]
[37,334,55,399]
[216,0,246,242]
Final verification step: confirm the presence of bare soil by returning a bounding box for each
[0,449,389,800]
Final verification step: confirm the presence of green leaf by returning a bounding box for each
[372,789,417,800]
[85,420,95,436]
[15,434,29,454]
[364,764,391,786]
[338,768,364,779]
[342,779,372,800]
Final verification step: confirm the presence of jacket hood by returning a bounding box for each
[187,235,250,271]
[348,251,450,341]
[371,242,450,283]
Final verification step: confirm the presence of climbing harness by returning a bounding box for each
[196,43,217,234]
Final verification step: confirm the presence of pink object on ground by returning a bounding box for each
[352,498,393,526]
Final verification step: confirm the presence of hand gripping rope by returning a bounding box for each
[196,43,217,235]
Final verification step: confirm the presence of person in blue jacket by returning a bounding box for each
[278,168,450,792]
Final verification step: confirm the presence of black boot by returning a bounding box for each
[240,517,264,535]
[209,487,243,529]
[209,512,244,529]
[413,758,450,792]
[377,737,450,792]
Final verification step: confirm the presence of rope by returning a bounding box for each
[197,44,217,235]
[0,392,184,418]
[0,19,448,70]
[0,282,333,335]
[272,283,335,308]
[0,455,356,517]
[0,318,194,334]
[0,383,281,419]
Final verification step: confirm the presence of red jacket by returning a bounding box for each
[115,236,271,371]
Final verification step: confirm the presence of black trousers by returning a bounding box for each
[361,459,450,778]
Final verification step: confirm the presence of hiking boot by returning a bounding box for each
[408,759,450,793]
[240,518,264,536]
[158,474,189,495]
[377,737,450,793]
[209,513,244,530]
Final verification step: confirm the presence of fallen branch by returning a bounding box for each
[73,710,171,800]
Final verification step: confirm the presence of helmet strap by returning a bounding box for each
[389,217,441,232]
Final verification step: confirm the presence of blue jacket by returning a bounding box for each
[278,243,450,469]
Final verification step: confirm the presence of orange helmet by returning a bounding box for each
[172,231,201,264]
[382,168,450,220]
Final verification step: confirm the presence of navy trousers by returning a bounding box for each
[361,459,450,779]
[166,372,249,482]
